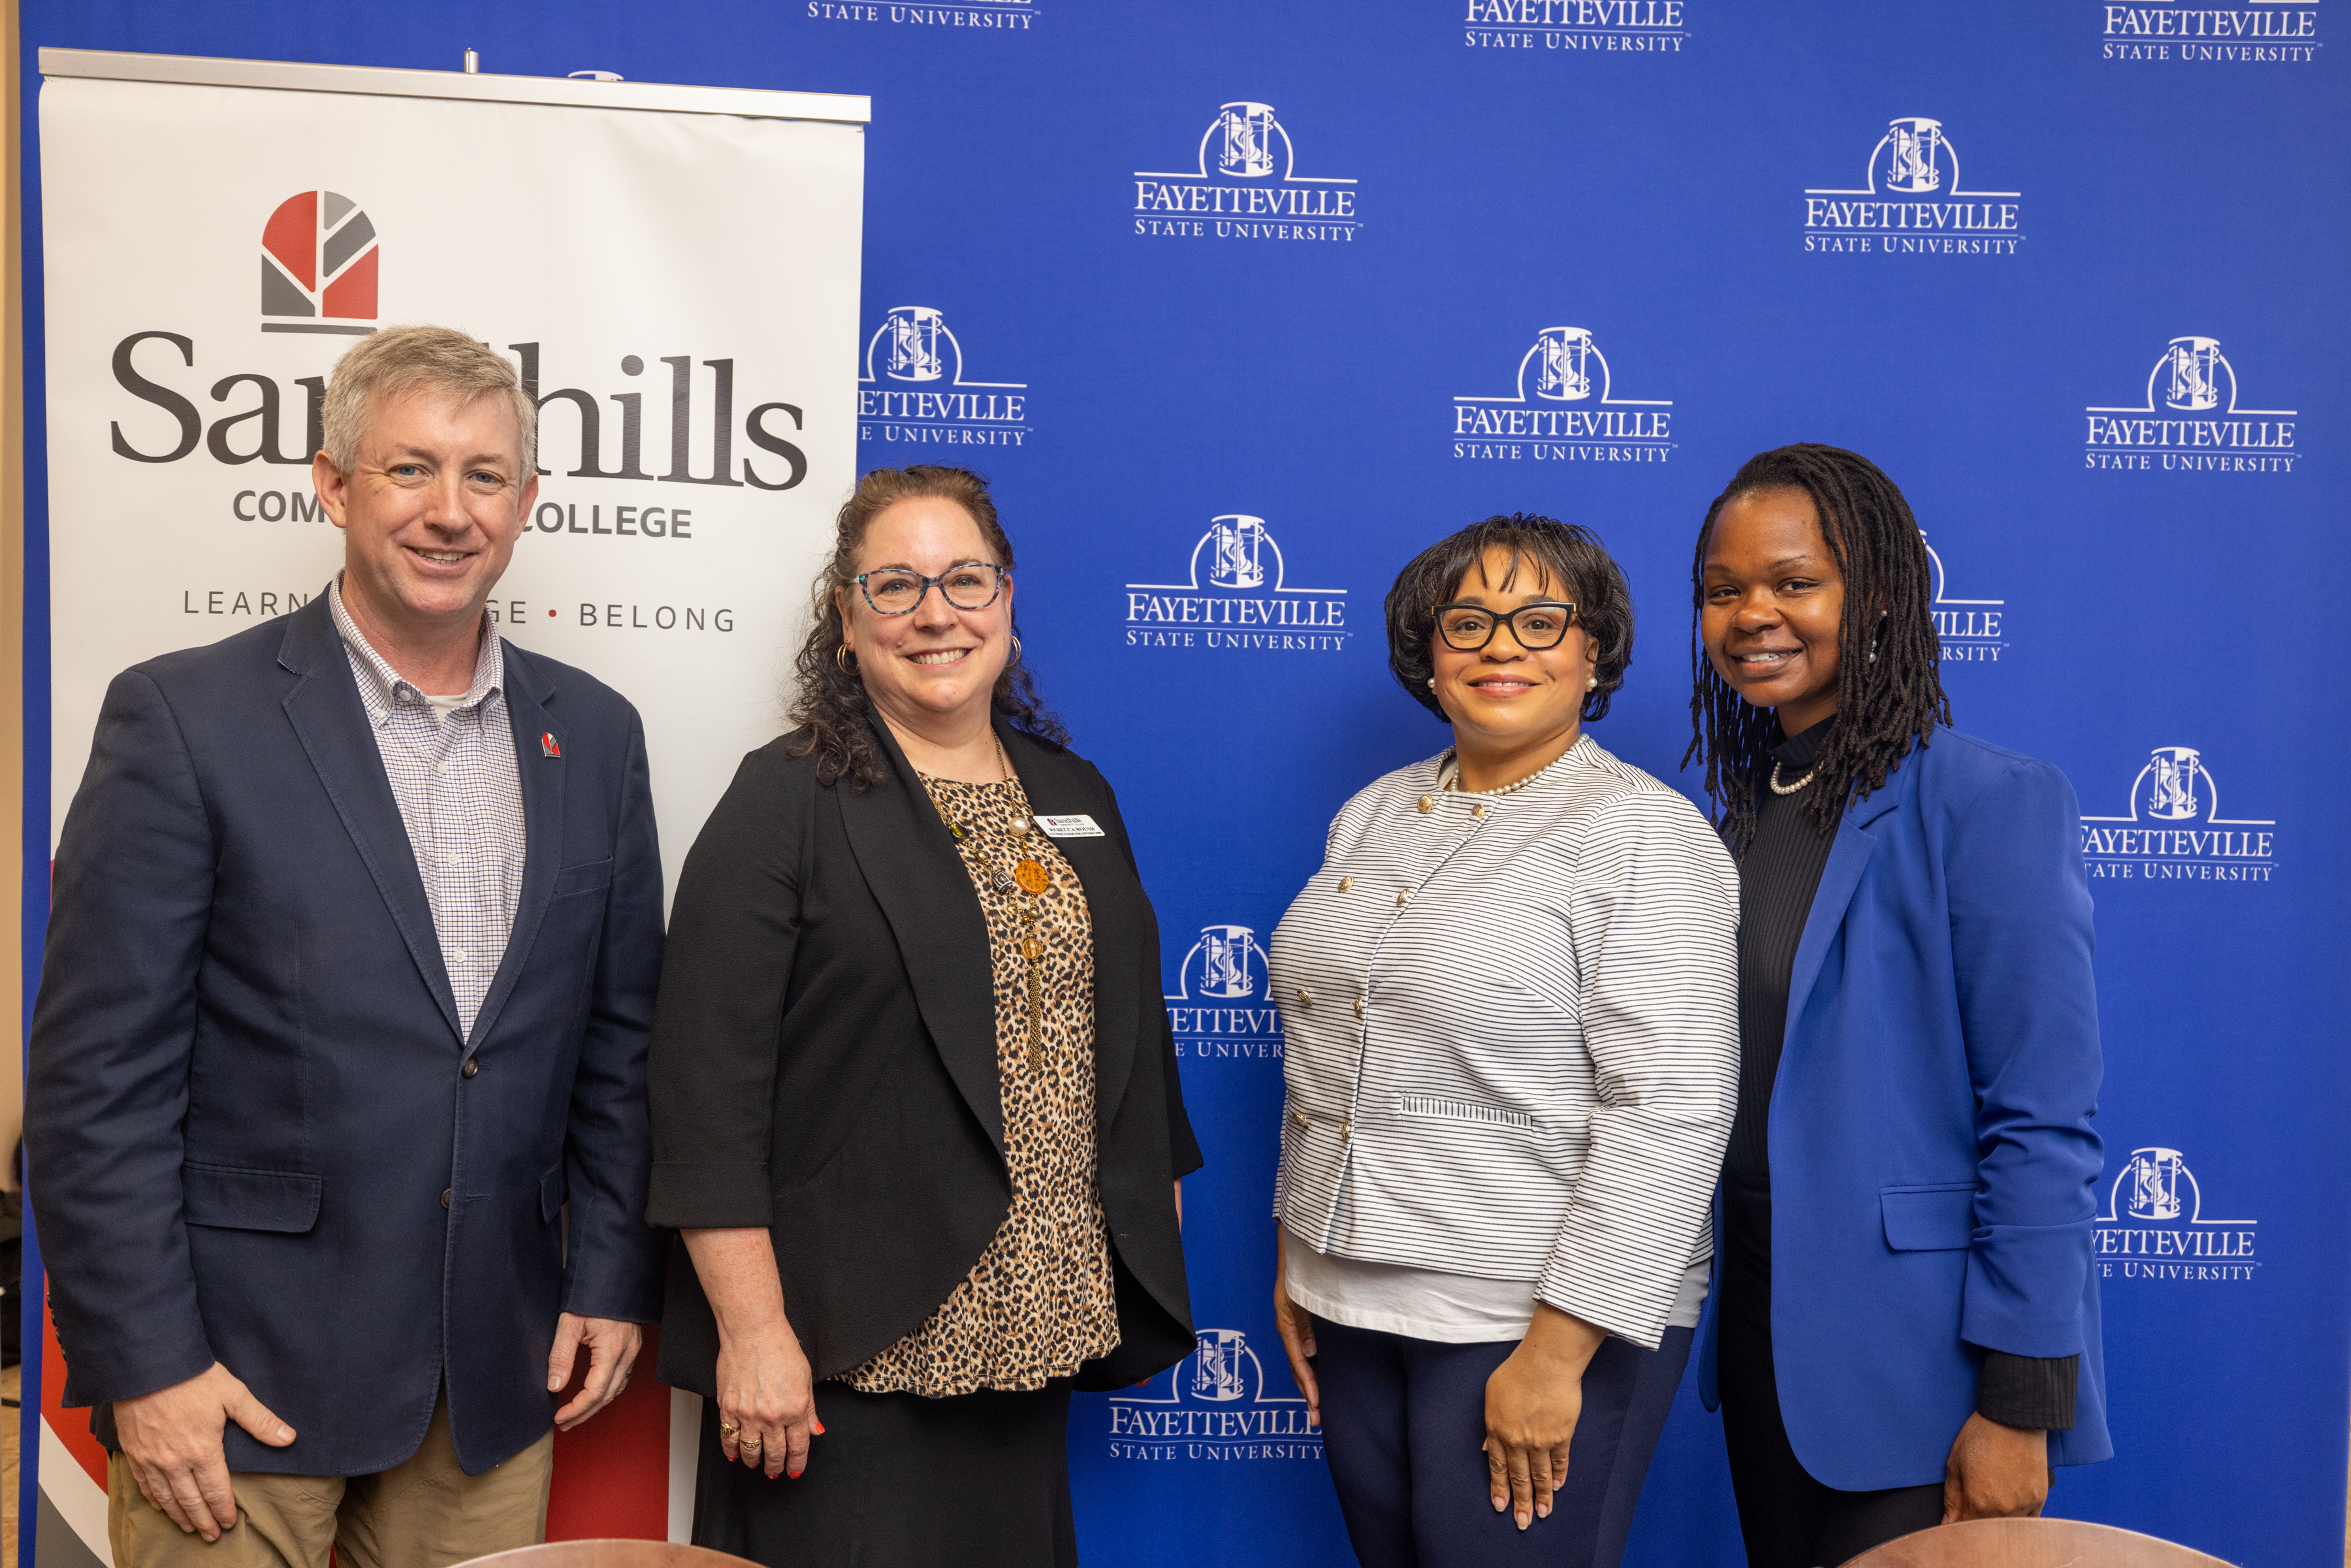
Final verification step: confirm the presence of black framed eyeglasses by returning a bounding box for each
[1433,600,1578,652]
[855,563,1010,616]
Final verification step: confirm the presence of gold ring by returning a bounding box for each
[720,1422,739,1437]
[740,1438,763,1452]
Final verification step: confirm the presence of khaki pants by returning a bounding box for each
[108,1392,554,1568]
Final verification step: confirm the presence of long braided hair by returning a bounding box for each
[786,465,1066,791]
[1683,443,1949,855]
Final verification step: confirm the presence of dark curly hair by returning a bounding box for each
[786,465,1068,791]
[1683,443,1950,855]
[1384,514,1634,724]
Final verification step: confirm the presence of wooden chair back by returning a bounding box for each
[1843,1518,2236,1567]
[456,1542,761,1568]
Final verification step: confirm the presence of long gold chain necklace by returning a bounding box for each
[919,737,1049,1072]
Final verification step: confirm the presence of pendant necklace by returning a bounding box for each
[920,737,1049,1072]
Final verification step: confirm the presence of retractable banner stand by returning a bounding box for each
[30,53,865,1566]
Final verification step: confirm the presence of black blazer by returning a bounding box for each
[648,718,1201,1394]
[27,598,666,1476]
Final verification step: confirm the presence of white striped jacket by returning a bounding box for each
[1270,735,1739,1350]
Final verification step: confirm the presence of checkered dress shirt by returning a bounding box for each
[330,579,526,1042]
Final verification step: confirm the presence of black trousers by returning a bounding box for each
[1718,1174,1943,1568]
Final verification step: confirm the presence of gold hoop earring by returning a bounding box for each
[836,645,857,674]
[1010,634,1023,663]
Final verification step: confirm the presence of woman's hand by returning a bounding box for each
[1270,1228,1320,1429]
[1942,1413,2050,1522]
[713,1319,818,1480]
[1483,1304,1605,1531]
[682,1227,823,1480]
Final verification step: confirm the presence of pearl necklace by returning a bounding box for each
[1768,761,1817,795]
[1439,742,1580,798]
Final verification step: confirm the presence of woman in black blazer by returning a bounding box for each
[648,465,1200,1568]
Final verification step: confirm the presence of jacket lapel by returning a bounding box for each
[467,643,564,1050]
[999,726,1144,1138]
[836,722,1006,1153]
[1778,754,1918,1067]
[276,597,463,1046]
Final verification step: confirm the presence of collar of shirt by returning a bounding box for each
[1771,714,1833,773]
[328,576,505,727]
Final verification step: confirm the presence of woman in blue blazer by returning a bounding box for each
[1685,444,2109,1568]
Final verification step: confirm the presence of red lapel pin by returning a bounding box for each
[541,733,562,758]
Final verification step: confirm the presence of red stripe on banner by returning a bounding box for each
[545,1324,671,1541]
[42,1287,109,1490]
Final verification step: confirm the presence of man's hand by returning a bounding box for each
[1483,1304,1605,1531]
[1270,1229,1320,1430]
[1942,1412,2051,1522]
[549,1313,644,1430]
[113,1364,295,1541]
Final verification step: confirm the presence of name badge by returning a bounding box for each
[1034,813,1106,839]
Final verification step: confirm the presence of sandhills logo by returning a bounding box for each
[2080,746,2275,883]
[857,305,1029,450]
[261,191,377,334]
[2094,1147,2257,1282]
[1921,531,2005,664]
[2101,1,2318,63]
[2083,336,2297,473]
[1123,515,1349,652]
[1132,103,1359,242]
[1106,1328,1321,1461]
[1164,925,1282,1061]
[1461,0,1687,53]
[1451,325,1672,463]
[1802,118,2021,256]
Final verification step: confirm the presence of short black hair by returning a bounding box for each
[1384,513,1634,724]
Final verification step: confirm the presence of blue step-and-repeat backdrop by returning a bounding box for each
[20,2,2346,1564]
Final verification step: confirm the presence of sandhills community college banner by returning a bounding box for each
[28,51,865,1566]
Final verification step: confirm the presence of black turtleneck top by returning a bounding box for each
[1727,718,2076,1433]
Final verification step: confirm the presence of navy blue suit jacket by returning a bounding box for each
[1697,730,2111,1488]
[27,596,666,1476]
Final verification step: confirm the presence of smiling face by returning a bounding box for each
[1430,545,1599,763]
[317,385,535,644]
[1699,486,1847,735]
[836,495,1013,737]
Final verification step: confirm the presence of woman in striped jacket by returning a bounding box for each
[1269,515,1739,1568]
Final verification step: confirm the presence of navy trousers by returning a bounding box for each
[1311,1315,1694,1568]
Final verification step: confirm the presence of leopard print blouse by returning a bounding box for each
[837,772,1122,1396]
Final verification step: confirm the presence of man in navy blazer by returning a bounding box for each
[28,327,664,1567]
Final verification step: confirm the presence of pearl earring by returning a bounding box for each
[1586,674,1598,690]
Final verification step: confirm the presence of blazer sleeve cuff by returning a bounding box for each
[57,1332,217,1412]
[1976,1352,2079,1432]
[1960,1219,2092,1358]
[645,1160,773,1230]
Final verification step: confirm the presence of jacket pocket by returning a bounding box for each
[1879,1183,1978,1251]
[182,1164,323,1234]
[540,1162,569,1223]
[553,859,615,898]
[1396,1093,1535,1132]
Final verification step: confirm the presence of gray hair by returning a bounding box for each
[319,325,537,479]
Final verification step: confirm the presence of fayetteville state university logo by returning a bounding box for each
[1164,925,1282,1062]
[857,305,1029,451]
[2094,1147,2258,1283]
[1106,1328,1321,1462]
[1460,0,1687,53]
[1802,118,2022,257]
[1123,515,1349,652]
[2100,1,2318,63]
[1921,530,2006,664]
[261,191,378,334]
[2079,746,2276,883]
[1450,325,1672,463]
[2083,336,2298,473]
[1133,103,1359,243]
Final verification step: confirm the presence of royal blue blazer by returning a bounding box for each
[27,597,666,1476]
[1697,729,2111,1489]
